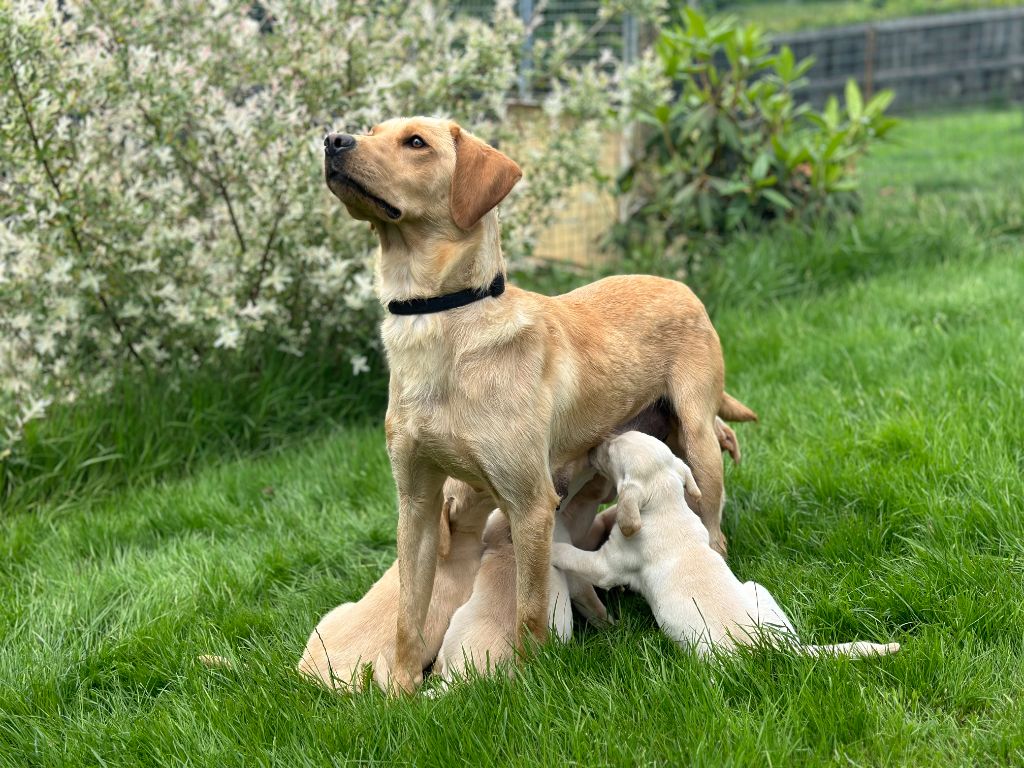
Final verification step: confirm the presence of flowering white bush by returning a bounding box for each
[0,0,665,453]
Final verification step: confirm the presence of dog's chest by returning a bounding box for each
[383,318,459,405]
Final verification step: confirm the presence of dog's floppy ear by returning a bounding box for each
[449,124,522,230]
[438,495,455,559]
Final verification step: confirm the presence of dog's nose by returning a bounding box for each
[324,133,355,157]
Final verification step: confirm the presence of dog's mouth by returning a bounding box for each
[326,169,402,221]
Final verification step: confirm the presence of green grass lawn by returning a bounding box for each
[2,108,1023,766]
[712,0,1022,33]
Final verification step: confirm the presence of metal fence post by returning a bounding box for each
[518,0,534,101]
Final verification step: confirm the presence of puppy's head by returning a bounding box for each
[438,477,494,558]
[591,431,702,497]
[481,509,512,551]
[324,117,522,232]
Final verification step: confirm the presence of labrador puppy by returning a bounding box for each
[559,411,744,545]
[323,117,756,691]
[551,432,901,659]
[434,511,595,685]
[297,478,492,690]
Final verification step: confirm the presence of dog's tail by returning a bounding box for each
[719,392,758,423]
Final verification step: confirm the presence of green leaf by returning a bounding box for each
[865,89,895,117]
[684,8,707,38]
[776,45,794,81]
[673,179,701,208]
[823,96,840,130]
[793,55,815,79]
[845,79,863,120]
[804,112,828,130]
[761,188,793,210]
[716,115,742,151]
[873,116,900,138]
[725,198,750,230]
[709,177,749,196]
[697,192,715,231]
[771,134,790,163]
[823,131,847,160]
[752,152,771,181]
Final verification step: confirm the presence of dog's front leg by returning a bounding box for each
[392,468,445,694]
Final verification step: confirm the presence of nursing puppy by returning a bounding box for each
[324,117,756,691]
[434,511,590,684]
[552,432,901,658]
[297,479,492,690]
[559,413,744,545]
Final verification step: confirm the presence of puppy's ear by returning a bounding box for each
[674,458,702,501]
[439,496,455,559]
[449,125,522,230]
[616,486,642,538]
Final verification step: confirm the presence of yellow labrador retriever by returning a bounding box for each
[323,117,755,692]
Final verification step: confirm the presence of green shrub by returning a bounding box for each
[610,8,897,267]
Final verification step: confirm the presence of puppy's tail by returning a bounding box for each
[719,392,758,423]
[798,641,901,659]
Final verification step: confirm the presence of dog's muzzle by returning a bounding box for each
[324,132,355,157]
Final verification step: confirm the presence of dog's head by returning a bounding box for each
[324,117,522,232]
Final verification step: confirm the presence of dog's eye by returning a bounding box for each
[406,135,427,149]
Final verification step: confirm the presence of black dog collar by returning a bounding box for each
[387,274,506,316]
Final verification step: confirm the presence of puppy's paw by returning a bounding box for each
[618,518,642,537]
[674,457,702,501]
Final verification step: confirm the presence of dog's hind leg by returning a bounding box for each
[667,411,727,556]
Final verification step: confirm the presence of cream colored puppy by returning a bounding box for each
[552,432,901,658]
[435,511,593,684]
[297,479,492,690]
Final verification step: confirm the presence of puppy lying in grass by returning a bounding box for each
[552,431,901,659]
[296,478,493,690]
[434,511,604,685]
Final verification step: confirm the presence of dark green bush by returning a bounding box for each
[610,9,897,266]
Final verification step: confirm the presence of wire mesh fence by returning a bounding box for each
[775,7,1024,111]
[452,3,637,263]
[455,4,1024,266]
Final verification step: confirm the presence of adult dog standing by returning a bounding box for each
[323,117,755,692]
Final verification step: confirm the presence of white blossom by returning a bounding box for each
[0,0,665,453]
[350,355,370,376]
